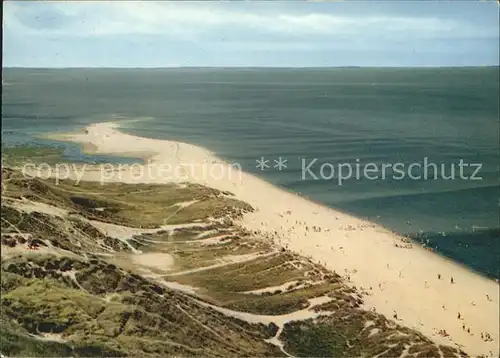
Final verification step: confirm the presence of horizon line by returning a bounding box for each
[3,65,499,70]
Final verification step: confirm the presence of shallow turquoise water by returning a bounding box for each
[2,67,499,278]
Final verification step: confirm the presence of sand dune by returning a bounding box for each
[50,122,499,357]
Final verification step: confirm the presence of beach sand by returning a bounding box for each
[47,122,499,356]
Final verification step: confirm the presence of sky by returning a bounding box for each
[3,1,499,67]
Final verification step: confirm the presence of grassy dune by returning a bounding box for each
[1,166,467,357]
[2,144,66,167]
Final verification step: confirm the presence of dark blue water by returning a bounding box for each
[2,68,499,278]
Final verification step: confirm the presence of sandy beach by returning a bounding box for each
[46,122,499,357]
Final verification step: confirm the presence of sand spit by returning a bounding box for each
[48,122,499,357]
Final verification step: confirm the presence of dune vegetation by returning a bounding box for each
[1,166,467,357]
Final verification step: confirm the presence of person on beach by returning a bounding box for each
[451,277,454,284]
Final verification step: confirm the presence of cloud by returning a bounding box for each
[4,1,495,40]
[3,1,498,67]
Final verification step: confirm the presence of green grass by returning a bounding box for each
[281,321,349,357]
[2,144,66,167]
[280,310,467,358]
[0,256,283,357]
[3,280,106,334]
[1,167,468,358]
[172,253,310,293]
[0,322,75,358]
[2,167,253,228]
[224,282,343,315]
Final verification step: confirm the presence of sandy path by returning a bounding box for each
[164,251,278,277]
[195,295,333,355]
[6,197,70,218]
[47,122,499,356]
[240,279,322,295]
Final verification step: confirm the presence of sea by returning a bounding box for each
[2,67,499,278]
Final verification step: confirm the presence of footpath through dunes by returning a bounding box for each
[1,167,468,357]
[46,121,500,357]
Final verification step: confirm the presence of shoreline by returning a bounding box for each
[43,124,499,282]
[43,122,499,356]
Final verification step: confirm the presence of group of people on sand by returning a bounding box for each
[310,225,323,232]
[458,311,493,340]
[436,273,454,284]
[436,271,498,344]
[481,332,493,342]
[394,242,413,249]
[257,211,498,347]
[438,329,449,337]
